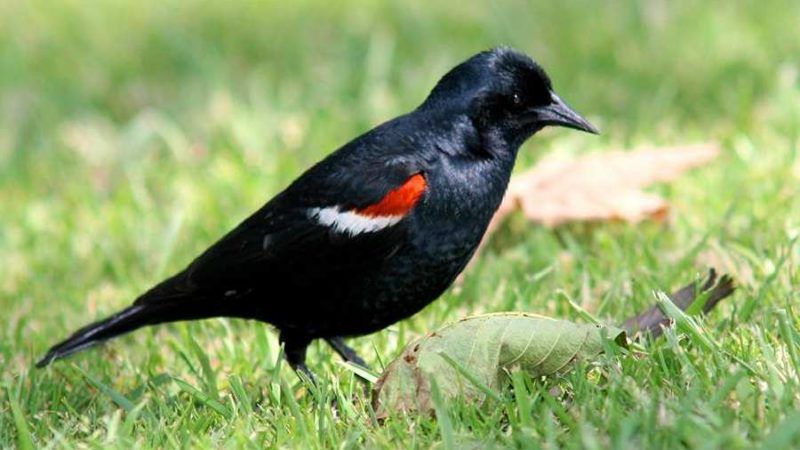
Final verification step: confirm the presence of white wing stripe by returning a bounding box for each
[309,206,403,235]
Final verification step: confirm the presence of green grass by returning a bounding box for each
[1,0,799,448]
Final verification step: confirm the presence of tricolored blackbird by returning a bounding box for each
[37,47,598,379]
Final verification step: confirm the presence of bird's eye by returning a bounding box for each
[512,93,522,105]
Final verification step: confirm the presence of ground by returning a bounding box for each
[1,0,799,448]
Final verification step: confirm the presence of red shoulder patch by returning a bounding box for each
[356,173,427,217]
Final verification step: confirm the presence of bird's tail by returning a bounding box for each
[36,268,234,368]
[35,302,178,368]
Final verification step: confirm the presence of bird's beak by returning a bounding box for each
[533,93,599,134]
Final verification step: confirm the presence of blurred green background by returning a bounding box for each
[1,0,799,448]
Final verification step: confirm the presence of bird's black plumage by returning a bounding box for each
[37,47,598,377]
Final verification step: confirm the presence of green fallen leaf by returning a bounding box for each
[372,270,736,418]
[372,312,626,418]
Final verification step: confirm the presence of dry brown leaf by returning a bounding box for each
[492,143,719,229]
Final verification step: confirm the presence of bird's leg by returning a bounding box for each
[280,332,315,384]
[326,337,370,369]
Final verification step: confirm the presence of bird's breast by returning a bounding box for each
[418,156,513,232]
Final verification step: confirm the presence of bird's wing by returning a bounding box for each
[141,159,428,303]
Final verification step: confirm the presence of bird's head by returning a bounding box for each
[424,47,598,150]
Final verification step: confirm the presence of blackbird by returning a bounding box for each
[38,47,598,379]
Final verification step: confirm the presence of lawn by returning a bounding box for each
[1,0,799,448]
